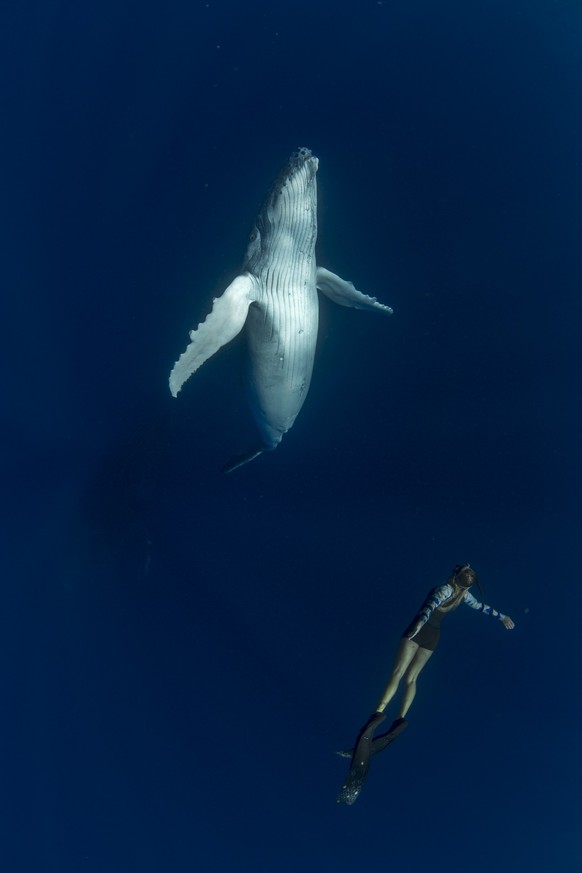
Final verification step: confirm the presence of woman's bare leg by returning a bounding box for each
[375,638,419,712]
[338,639,422,804]
[397,646,433,717]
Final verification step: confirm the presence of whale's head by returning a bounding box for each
[244,147,319,272]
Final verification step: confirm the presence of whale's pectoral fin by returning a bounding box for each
[169,273,254,397]
[316,267,393,315]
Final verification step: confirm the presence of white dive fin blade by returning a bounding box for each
[169,274,254,397]
[316,267,393,315]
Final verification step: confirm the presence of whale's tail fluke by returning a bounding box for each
[221,446,266,474]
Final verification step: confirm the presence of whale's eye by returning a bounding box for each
[248,227,261,251]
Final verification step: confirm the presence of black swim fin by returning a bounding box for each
[336,716,409,805]
[336,712,386,805]
[336,717,409,760]
[369,716,408,753]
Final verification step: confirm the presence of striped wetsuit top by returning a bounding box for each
[404,583,507,650]
[416,583,507,626]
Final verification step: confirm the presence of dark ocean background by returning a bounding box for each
[3,1,581,871]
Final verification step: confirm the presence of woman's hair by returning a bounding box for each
[437,563,479,613]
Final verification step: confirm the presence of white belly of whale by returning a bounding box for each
[169,148,393,470]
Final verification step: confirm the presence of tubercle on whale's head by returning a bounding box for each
[287,147,319,178]
[272,147,318,196]
[244,148,319,270]
[269,148,318,213]
[262,147,318,214]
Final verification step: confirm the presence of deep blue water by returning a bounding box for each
[3,1,581,870]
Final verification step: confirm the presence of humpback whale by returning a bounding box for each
[169,147,393,471]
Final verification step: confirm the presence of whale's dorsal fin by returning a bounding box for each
[316,267,393,315]
[169,273,254,397]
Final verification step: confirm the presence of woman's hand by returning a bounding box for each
[502,616,515,629]
[406,619,424,640]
